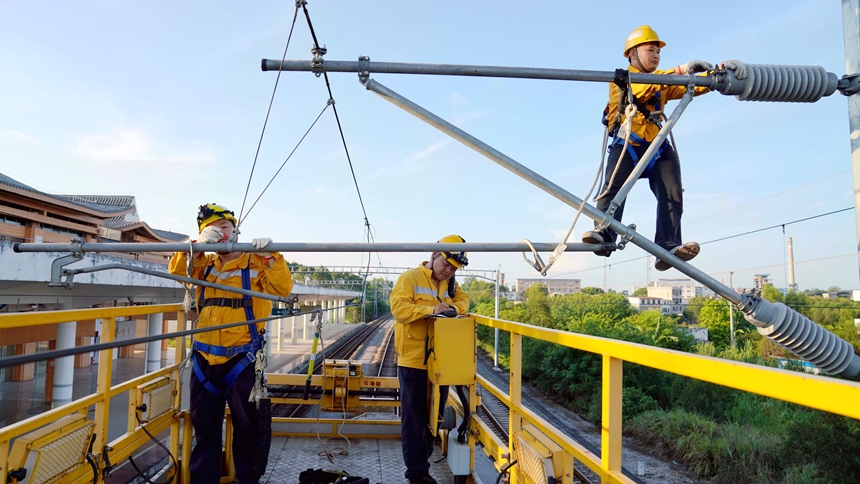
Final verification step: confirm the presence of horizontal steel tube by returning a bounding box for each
[65,263,290,302]
[362,77,743,306]
[13,241,605,253]
[262,59,719,88]
[0,306,340,368]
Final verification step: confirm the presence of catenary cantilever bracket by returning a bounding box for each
[48,238,85,289]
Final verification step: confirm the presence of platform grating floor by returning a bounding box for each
[261,436,455,484]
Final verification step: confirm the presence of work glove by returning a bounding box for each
[251,237,272,250]
[198,226,223,243]
[675,60,712,75]
[722,60,747,79]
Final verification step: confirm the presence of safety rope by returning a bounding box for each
[524,78,635,275]
[301,2,383,309]
[237,3,301,230]
[237,101,332,224]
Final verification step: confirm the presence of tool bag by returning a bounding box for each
[297,468,369,484]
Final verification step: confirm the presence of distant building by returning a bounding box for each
[753,274,771,291]
[822,290,853,299]
[681,326,709,343]
[647,278,715,299]
[647,286,684,314]
[515,278,581,297]
[627,296,670,314]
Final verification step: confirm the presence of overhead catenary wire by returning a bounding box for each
[237,101,332,223]
[549,206,855,278]
[238,3,301,228]
[300,3,381,319]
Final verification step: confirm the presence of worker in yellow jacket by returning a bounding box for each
[583,25,747,271]
[390,235,470,484]
[169,203,292,484]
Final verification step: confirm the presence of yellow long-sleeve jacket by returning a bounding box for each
[169,251,293,365]
[390,262,470,370]
[606,65,711,144]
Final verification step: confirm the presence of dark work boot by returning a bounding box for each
[582,230,611,257]
[655,242,700,272]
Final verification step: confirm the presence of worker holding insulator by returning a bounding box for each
[583,25,746,271]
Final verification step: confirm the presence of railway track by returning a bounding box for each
[268,315,395,417]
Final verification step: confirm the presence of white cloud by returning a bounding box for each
[3,130,41,145]
[69,129,216,166]
[448,92,470,108]
[405,139,450,164]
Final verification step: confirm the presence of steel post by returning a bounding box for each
[842,0,860,283]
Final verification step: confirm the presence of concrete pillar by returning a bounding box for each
[291,315,298,345]
[53,302,77,407]
[146,312,164,373]
[302,311,308,341]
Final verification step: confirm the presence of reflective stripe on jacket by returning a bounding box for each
[605,65,710,143]
[168,251,293,365]
[390,262,470,370]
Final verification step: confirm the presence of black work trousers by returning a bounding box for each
[595,141,684,250]
[398,366,449,480]
[190,353,265,484]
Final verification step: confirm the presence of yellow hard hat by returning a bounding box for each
[438,234,468,268]
[623,25,665,58]
[197,203,237,232]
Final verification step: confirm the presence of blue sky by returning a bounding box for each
[1,1,858,293]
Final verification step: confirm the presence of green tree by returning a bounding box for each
[632,287,648,297]
[581,286,605,295]
[683,295,707,324]
[699,299,731,349]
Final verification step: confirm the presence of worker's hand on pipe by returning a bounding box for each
[722,60,747,79]
[251,237,272,250]
[675,60,712,75]
[198,226,224,243]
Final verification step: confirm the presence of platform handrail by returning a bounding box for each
[471,314,860,484]
[0,305,188,484]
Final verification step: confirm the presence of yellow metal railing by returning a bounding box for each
[471,314,860,484]
[0,304,190,484]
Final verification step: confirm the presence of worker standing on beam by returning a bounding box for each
[582,25,747,271]
[169,203,293,484]
[390,234,471,484]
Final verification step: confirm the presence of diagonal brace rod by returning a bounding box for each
[361,77,742,305]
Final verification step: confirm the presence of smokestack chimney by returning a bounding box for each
[787,237,798,292]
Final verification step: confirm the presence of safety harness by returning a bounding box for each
[602,68,669,176]
[191,263,264,395]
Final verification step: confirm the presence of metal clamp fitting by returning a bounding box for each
[358,55,370,84]
[839,73,860,96]
[311,44,327,77]
[615,223,636,250]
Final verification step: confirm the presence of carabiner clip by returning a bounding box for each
[521,238,552,276]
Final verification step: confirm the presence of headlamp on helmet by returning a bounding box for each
[197,203,238,232]
[437,234,468,268]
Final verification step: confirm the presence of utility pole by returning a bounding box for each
[729,271,735,349]
[494,266,500,370]
[843,0,860,284]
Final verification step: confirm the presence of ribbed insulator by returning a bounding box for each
[720,64,838,103]
[744,300,860,377]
